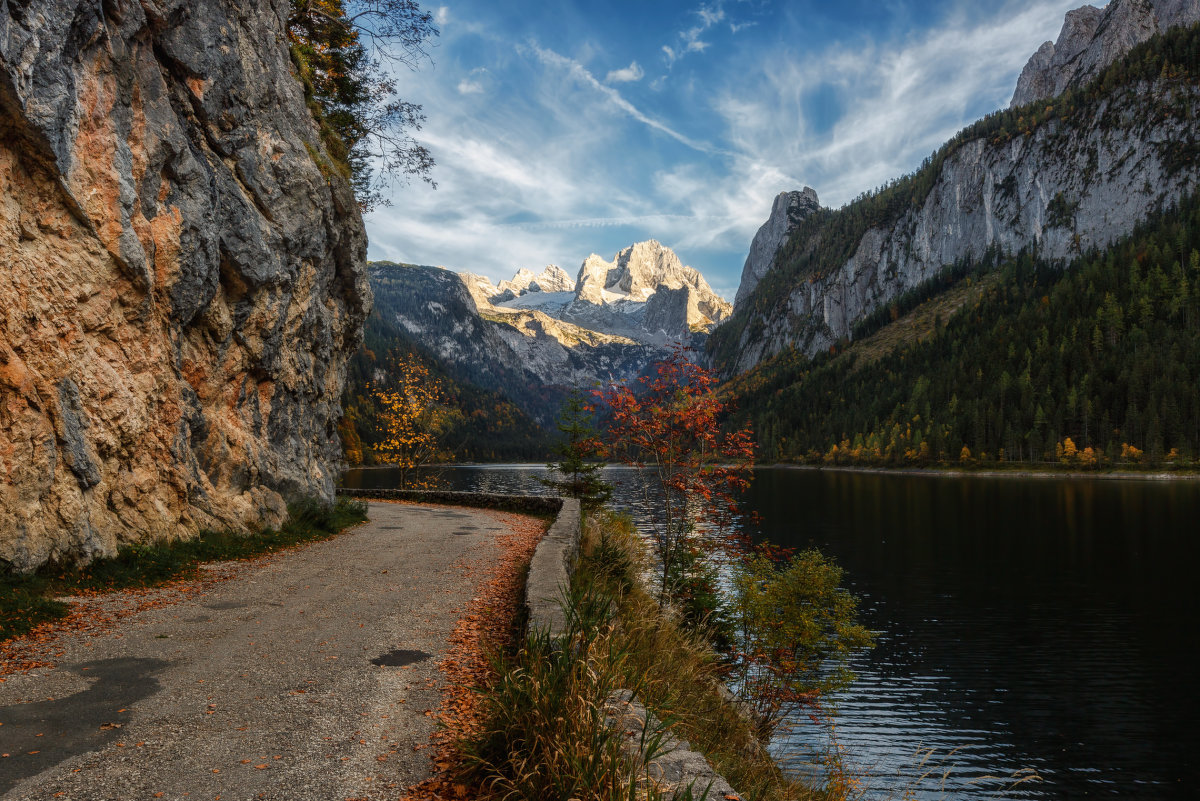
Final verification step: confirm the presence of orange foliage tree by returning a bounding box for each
[371,354,450,488]
[596,347,755,602]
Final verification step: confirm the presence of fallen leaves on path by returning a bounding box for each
[0,570,237,676]
[399,508,547,801]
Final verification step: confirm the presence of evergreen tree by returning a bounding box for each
[541,391,612,508]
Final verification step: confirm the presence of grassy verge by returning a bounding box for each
[464,508,834,801]
[1,497,368,643]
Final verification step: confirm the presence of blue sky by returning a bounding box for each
[365,0,1084,300]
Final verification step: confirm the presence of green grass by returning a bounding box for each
[1,497,368,643]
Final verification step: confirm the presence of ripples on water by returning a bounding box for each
[341,464,1200,799]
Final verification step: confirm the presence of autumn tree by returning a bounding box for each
[286,0,438,210]
[541,390,612,509]
[730,549,873,739]
[371,353,450,488]
[596,347,755,604]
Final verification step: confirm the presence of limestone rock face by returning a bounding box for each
[723,75,1200,373]
[474,241,731,347]
[0,0,369,570]
[1011,0,1200,107]
[734,188,821,307]
[460,272,499,310]
[529,264,574,293]
[570,240,732,334]
[494,265,574,297]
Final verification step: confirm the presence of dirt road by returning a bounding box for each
[0,502,529,800]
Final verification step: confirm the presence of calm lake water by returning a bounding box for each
[341,464,1200,799]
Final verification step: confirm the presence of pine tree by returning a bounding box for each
[541,390,611,508]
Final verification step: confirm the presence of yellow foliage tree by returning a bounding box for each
[371,355,450,488]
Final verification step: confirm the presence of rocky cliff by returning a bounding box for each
[1012,0,1200,107]
[467,240,731,347]
[734,188,821,307]
[0,1,369,570]
[368,262,651,425]
[714,17,1200,375]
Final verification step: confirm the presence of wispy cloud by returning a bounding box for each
[456,67,488,94]
[605,60,645,83]
[366,0,1082,297]
[710,0,1080,209]
[664,2,727,65]
[528,44,717,154]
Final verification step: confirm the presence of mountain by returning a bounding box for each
[341,290,552,465]
[357,262,656,427]
[726,194,1200,466]
[1011,0,1200,107]
[353,241,731,432]
[0,0,368,570]
[467,240,732,346]
[735,188,822,306]
[717,8,1200,466]
[711,12,1200,376]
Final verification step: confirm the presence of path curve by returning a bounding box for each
[0,502,529,800]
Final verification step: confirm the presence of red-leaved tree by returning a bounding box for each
[596,347,755,603]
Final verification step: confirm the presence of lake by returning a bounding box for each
[341,464,1200,799]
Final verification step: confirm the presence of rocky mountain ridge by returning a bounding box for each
[367,241,731,424]
[734,187,821,307]
[1012,0,1200,107]
[0,0,368,570]
[713,11,1200,375]
[367,262,654,425]
[464,240,732,347]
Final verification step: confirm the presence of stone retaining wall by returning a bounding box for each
[336,489,738,798]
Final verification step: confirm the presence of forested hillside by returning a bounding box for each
[710,22,1200,373]
[340,308,552,465]
[727,195,1200,467]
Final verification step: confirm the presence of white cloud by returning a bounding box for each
[366,0,1084,295]
[696,4,725,27]
[710,0,1081,209]
[456,67,488,95]
[433,5,450,26]
[528,44,717,154]
[605,60,645,83]
[664,2,727,65]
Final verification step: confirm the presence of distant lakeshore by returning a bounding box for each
[344,461,1200,481]
[774,462,1200,481]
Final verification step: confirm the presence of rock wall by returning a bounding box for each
[723,77,1200,373]
[0,0,369,570]
[733,187,820,307]
[1011,0,1200,107]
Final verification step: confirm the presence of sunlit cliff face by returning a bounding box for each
[0,0,369,571]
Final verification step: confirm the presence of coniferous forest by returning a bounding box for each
[728,195,1200,468]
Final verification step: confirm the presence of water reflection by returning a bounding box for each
[341,465,1200,799]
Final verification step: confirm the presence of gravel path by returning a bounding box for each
[0,502,525,800]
